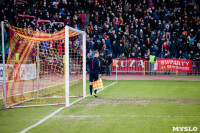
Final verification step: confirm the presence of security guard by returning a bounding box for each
[149,52,156,75]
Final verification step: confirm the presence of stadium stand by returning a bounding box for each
[0,0,200,65]
[87,0,200,60]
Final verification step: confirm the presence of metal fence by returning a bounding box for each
[99,59,200,76]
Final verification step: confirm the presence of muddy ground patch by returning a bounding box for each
[75,97,200,107]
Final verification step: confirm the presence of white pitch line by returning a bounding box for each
[19,107,65,133]
[53,115,200,118]
[19,82,117,133]
[69,82,116,107]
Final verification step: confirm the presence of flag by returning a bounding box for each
[93,78,103,90]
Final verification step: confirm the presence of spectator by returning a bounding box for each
[119,53,125,59]
[117,43,125,58]
[105,53,112,76]
[80,10,86,30]
[101,43,107,56]
[64,16,71,26]
[5,46,9,61]
[99,52,105,74]
[194,52,200,75]
[149,52,156,75]
[112,40,118,58]
[177,50,183,59]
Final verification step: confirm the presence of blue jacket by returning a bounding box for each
[87,57,101,73]
[106,40,111,49]
[153,11,160,20]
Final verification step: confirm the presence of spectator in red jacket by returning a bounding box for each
[64,16,71,26]
[80,10,86,30]
[148,0,154,9]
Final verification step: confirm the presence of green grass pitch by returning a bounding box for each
[0,80,200,133]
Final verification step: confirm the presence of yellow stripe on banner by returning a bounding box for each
[9,25,81,42]
[63,55,65,63]
[7,34,21,63]
[10,25,66,36]
[2,84,4,104]
[17,33,65,41]
[7,41,34,106]
[15,53,19,61]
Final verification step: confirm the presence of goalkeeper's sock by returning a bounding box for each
[94,90,97,94]
[90,85,93,95]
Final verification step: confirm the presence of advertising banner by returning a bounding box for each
[111,58,147,74]
[0,64,14,82]
[20,64,37,80]
[154,59,193,72]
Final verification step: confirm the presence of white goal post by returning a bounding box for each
[65,26,87,107]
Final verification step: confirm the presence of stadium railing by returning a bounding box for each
[100,59,200,76]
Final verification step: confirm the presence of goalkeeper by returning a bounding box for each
[86,51,101,97]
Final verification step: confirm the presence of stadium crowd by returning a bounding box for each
[0,0,87,33]
[87,0,200,61]
[0,0,200,62]
[0,0,87,61]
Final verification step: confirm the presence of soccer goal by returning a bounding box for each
[1,21,86,108]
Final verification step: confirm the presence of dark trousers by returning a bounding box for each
[106,64,111,75]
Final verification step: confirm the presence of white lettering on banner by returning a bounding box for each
[172,127,198,132]
[129,60,135,67]
[113,59,145,69]
[161,60,165,65]
[121,60,128,67]
[161,60,191,66]
[177,61,181,66]
[165,60,170,65]
[138,60,145,68]
[128,59,145,68]
[176,61,179,65]
[169,60,173,64]
[156,59,193,72]
[173,61,176,65]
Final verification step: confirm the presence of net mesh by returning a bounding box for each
[2,25,84,107]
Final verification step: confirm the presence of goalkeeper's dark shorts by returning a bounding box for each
[89,71,98,82]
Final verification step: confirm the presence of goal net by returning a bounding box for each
[2,24,86,108]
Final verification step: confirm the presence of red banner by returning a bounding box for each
[111,58,147,74]
[154,59,193,72]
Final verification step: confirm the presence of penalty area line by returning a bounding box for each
[19,82,117,133]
